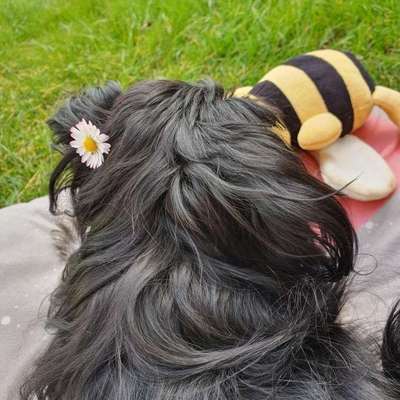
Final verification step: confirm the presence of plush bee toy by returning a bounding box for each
[235,49,400,201]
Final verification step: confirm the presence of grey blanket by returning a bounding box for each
[0,194,399,399]
[0,197,64,399]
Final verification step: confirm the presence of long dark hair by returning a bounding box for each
[21,79,400,399]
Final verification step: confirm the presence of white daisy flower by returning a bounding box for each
[69,119,111,169]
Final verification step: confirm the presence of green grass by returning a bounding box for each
[1,0,400,207]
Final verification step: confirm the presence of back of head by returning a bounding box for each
[20,80,399,399]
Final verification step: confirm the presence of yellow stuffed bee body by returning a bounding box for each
[248,49,400,151]
[235,49,400,200]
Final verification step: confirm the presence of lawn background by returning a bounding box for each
[1,0,399,207]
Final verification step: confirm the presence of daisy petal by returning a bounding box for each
[70,127,82,138]
[76,119,87,131]
[81,152,90,163]
[102,143,111,154]
[69,140,81,148]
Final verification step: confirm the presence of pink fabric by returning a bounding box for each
[302,113,400,229]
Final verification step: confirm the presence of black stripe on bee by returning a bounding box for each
[250,80,301,147]
[343,51,376,93]
[285,54,354,136]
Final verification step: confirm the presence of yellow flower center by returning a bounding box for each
[83,136,98,153]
